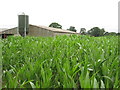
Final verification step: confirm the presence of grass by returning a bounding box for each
[2,35,120,88]
[0,38,2,89]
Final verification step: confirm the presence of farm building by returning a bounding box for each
[0,14,79,38]
[0,24,79,38]
[0,28,7,38]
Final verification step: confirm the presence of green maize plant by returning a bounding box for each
[0,37,2,89]
[2,35,120,88]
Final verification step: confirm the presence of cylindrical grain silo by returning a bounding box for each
[18,13,29,37]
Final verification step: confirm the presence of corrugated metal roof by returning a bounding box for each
[0,24,79,34]
[0,28,8,34]
[30,25,78,34]
[0,28,7,32]
[0,27,17,34]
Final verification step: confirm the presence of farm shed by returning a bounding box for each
[0,27,20,38]
[0,24,79,38]
[28,25,78,37]
[0,14,79,38]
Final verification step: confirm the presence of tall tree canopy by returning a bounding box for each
[104,32,117,36]
[67,26,77,32]
[49,22,62,29]
[80,28,86,35]
[87,27,105,37]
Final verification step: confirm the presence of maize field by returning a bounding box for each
[1,35,120,88]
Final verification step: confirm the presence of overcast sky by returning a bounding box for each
[0,0,119,32]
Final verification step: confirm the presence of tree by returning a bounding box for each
[117,32,120,35]
[49,22,62,29]
[104,32,117,36]
[87,27,105,37]
[108,32,117,35]
[104,32,109,36]
[80,28,86,35]
[100,28,106,36]
[67,26,77,32]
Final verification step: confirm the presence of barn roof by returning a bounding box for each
[0,28,7,33]
[30,24,78,34]
[0,27,17,34]
[0,24,79,34]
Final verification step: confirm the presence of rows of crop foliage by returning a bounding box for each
[2,35,120,88]
[0,38,2,89]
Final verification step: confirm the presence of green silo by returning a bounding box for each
[18,14,29,37]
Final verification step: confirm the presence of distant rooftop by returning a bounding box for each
[0,28,7,32]
[30,24,78,34]
[0,24,79,34]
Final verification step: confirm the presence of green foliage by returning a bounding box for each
[87,27,105,37]
[49,22,62,29]
[117,33,120,35]
[2,35,119,88]
[80,28,86,35]
[0,38,2,89]
[67,26,77,32]
[104,32,117,36]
